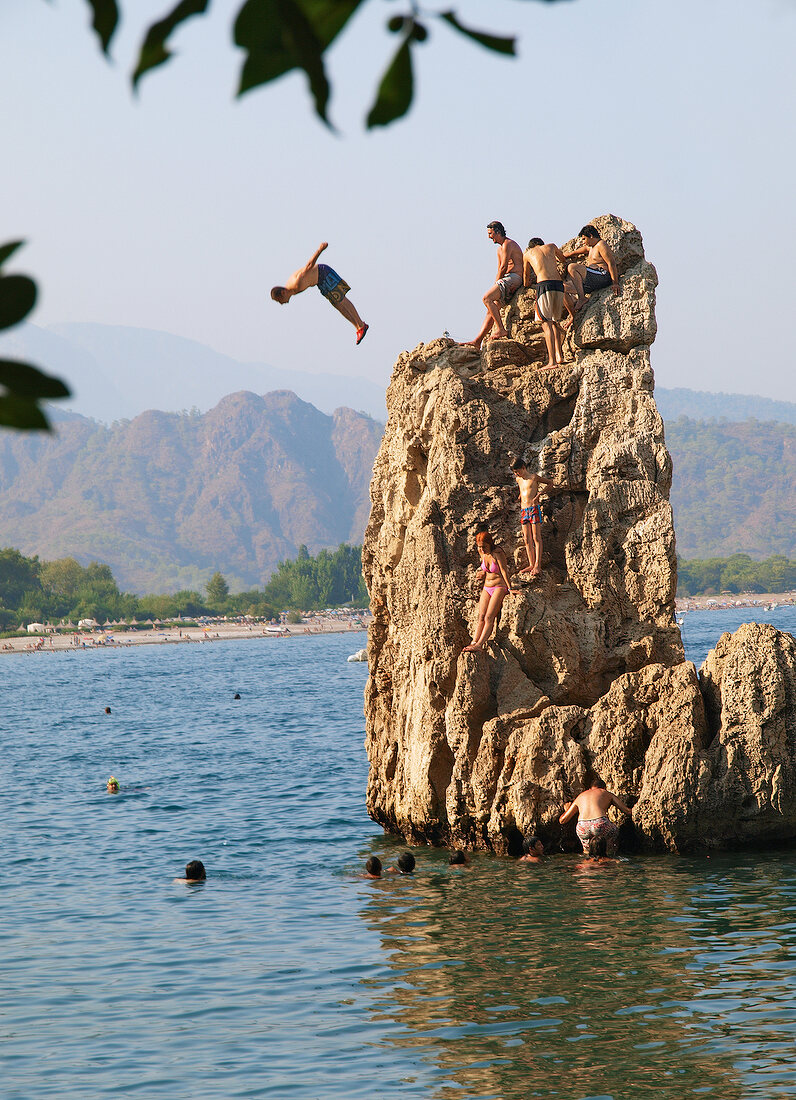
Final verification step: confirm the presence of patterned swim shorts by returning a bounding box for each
[497,271,523,304]
[521,504,541,526]
[317,263,351,306]
[575,815,619,852]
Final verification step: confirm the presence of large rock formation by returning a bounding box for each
[363,215,796,852]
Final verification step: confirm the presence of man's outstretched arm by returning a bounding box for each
[611,792,633,816]
[301,241,328,276]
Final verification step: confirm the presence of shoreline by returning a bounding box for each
[675,592,796,613]
[0,616,371,656]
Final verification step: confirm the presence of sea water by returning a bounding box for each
[2,610,796,1100]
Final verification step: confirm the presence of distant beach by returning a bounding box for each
[0,613,371,656]
[676,592,796,613]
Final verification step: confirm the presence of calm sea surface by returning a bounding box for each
[2,608,796,1100]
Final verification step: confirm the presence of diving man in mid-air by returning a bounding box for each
[270,242,368,345]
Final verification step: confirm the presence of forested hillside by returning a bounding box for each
[667,418,796,559]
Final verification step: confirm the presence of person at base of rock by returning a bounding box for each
[463,529,519,653]
[558,778,632,857]
[522,238,569,368]
[462,222,524,349]
[175,859,207,884]
[561,225,620,324]
[518,835,545,862]
[270,241,368,345]
[449,850,470,866]
[511,458,562,577]
[364,856,382,878]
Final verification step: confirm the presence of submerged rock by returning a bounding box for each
[363,215,796,852]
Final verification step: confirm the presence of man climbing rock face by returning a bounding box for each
[271,241,368,345]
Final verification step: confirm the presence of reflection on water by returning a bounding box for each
[359,850,796,1099]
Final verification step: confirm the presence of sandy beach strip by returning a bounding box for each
[0,616,371,656]
[676,592,796,613]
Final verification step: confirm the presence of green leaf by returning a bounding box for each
[234,0,363,125]
[0,275,37,332]
[132,0,210,90]
[0,241,25,269]
[0,360,71,400]
[0,394,51,432]
[366,34,413,129]
[439,11,516,55]
[85,0,120,55]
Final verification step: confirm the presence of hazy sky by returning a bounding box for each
[3,0,795,402]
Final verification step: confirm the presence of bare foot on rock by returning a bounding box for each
[462,643,484,653]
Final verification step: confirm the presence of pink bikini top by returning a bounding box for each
[480,557,500,574]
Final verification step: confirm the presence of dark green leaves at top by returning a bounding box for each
[439,11,516,56]
[132,0,209,89]
[85,0,120,55]
[235,0,363,126]
[366,30,414,130]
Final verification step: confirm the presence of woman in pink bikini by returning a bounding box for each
[463,530,518,653]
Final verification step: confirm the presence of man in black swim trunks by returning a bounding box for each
[271,242,368,345]
[523,237,568,368]
[562,225,620,322]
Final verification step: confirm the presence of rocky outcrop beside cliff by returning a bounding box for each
[363,214,796,853]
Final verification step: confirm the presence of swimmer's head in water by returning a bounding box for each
[107,776,119,792]
[185,860,206,881]
[366,856,382,877]
[397,851,415,874]
[522,834,543,856]
[449,850,467,865]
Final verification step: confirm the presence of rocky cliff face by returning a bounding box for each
[363,215,796,852]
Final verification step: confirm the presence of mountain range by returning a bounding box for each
[0,391,381,593]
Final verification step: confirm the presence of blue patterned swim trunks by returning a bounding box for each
[317,263,351,305]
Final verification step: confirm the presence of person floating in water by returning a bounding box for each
[271,241,368,345]
[562,225,620,324]
[522,238,569,368]
[463,528,518,653]
[518,835,545,862]
[511,457,562,577]
[558,777,632,857]
[386,852,416,875]
[174,859,207,884]
[364,856,382,879]
[449,850,470,866]
[106,776,119,793]
[462,221,524,348]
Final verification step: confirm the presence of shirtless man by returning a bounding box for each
[558,778,632,857]
[518,835,545,862]
[271,242,368,345]
[511,457,562,576]
[562,225,620,322]
[463,221,524,348]
[523,237,569,367]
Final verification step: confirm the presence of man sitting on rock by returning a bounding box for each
[271,241,368,345]
[559,777,632,857]
[462,221,524,349]
[522,238,569,368]
[562,225,620,324]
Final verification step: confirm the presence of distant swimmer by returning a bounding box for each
[449,850,470,866]
[387,851,416,875]
[562,225,620,323]
[558,777,632,857]
[363,856,382,879]
[174,859,206,884]
[522,238,569,368]
[518,835,545,862]
[462,221,524,349]
[106,776,119,793]
[271,242,368,345]
[463,528,519,653]
[104,706,112,715]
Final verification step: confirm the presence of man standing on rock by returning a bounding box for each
[562,225,620,324]
[512,457,560,577]
[559,777,632,857]
[271,241,368,345]
[522,238,569,368]
[463,222,524,349]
